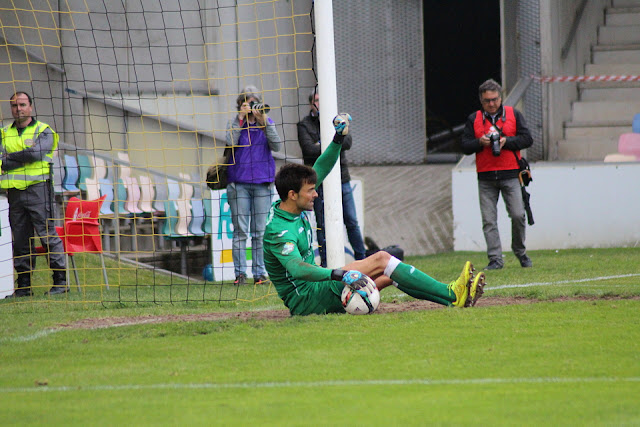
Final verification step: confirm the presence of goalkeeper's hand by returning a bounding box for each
[331,269,375,293]
[333,113,352,136]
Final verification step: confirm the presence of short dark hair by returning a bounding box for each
[10,91,32,105]
[308,87,318,104]
[275,163,317,201]
[478,79,502,99]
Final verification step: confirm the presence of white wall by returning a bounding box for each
[453,158,640,251]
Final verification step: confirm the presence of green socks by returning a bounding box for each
[390,262,455,305]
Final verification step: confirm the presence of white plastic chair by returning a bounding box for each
[138,175,156,214]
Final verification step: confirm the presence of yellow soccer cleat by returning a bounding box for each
[448,261,474,308]
[469,272,486,307]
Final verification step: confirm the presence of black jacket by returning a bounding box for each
[297,113,352,184]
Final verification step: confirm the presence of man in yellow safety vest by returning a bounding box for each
[1,92,67,297]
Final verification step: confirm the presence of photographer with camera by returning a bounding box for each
[461,79,533,270]
[225,85,281,286]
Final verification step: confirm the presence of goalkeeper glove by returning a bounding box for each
[333,113,352,136]
[331,269,375,293]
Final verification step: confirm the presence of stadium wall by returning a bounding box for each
[452,157,640,251]
[537,0,608,160]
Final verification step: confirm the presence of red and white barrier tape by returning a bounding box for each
[532,74,640,83]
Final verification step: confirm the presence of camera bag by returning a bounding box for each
[514,151,532,187]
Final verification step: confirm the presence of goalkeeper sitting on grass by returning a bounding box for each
[263,113,485,315]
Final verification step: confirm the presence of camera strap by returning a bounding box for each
[483,111,505,137]
[493,122,504,137]
[483,107,506,125]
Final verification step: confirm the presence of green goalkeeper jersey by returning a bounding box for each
[264,139,344,314]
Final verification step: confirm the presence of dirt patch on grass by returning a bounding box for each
[58,296,639,330]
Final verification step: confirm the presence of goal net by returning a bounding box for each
[0,0,317,305]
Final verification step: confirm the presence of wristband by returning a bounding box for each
[330,269,346,282]
[332,133,345,144]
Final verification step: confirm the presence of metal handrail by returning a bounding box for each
[0,35,65,75]
[561,0,589,60]
[58,140,185,183]
[503,76,533,107]
[65,87,220,141]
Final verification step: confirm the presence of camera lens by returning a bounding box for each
[249,101,271,114]
[489,133,501,156]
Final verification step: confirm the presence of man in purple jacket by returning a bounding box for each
[226,86,282,286]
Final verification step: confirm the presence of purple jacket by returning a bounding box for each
[226,116,281,184]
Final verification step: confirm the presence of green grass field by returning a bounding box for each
[1,248,639,426]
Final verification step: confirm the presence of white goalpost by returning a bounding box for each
[313,0,345,269]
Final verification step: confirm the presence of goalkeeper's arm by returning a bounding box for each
[283,257,333,282]
[283,258,373,293]
[313,114,352,186]
[278,254,371,290]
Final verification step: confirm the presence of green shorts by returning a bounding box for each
[288,280,346,316]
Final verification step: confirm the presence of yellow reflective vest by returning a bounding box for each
[0,120,58,190]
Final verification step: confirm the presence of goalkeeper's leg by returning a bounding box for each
[391,260,474,307]
[344,251,476,307]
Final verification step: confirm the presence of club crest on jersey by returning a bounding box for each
[281,242,295,255]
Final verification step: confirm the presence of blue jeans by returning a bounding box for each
[314,182,366,267]
[227,182,272,277]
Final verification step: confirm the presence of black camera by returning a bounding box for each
[249,101,270,114]
[488,132,501,156]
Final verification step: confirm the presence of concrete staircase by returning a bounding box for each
[558,0,640,160]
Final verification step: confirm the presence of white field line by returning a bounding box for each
[488,273,640,290]
[0,328,60,343]
[1,376,639,394]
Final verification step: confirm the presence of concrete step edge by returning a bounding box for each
[606,6,640,14]
[578,81,640,88]
[557,138,619,144]
[593,43,640,51]
[600,24,640,30]
[585,63,640,69]
[573,99,640,104]
[564,120,631,128]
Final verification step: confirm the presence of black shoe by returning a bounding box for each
[518,254,533,268]
[254,275,269,285]
[233,274,247,286]
[484,260,504,270]
[6,289,33,298]
[364,236,380,252]
[45,285,69,295]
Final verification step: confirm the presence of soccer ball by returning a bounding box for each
[202,264,214,282]
[341,280,380,315]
